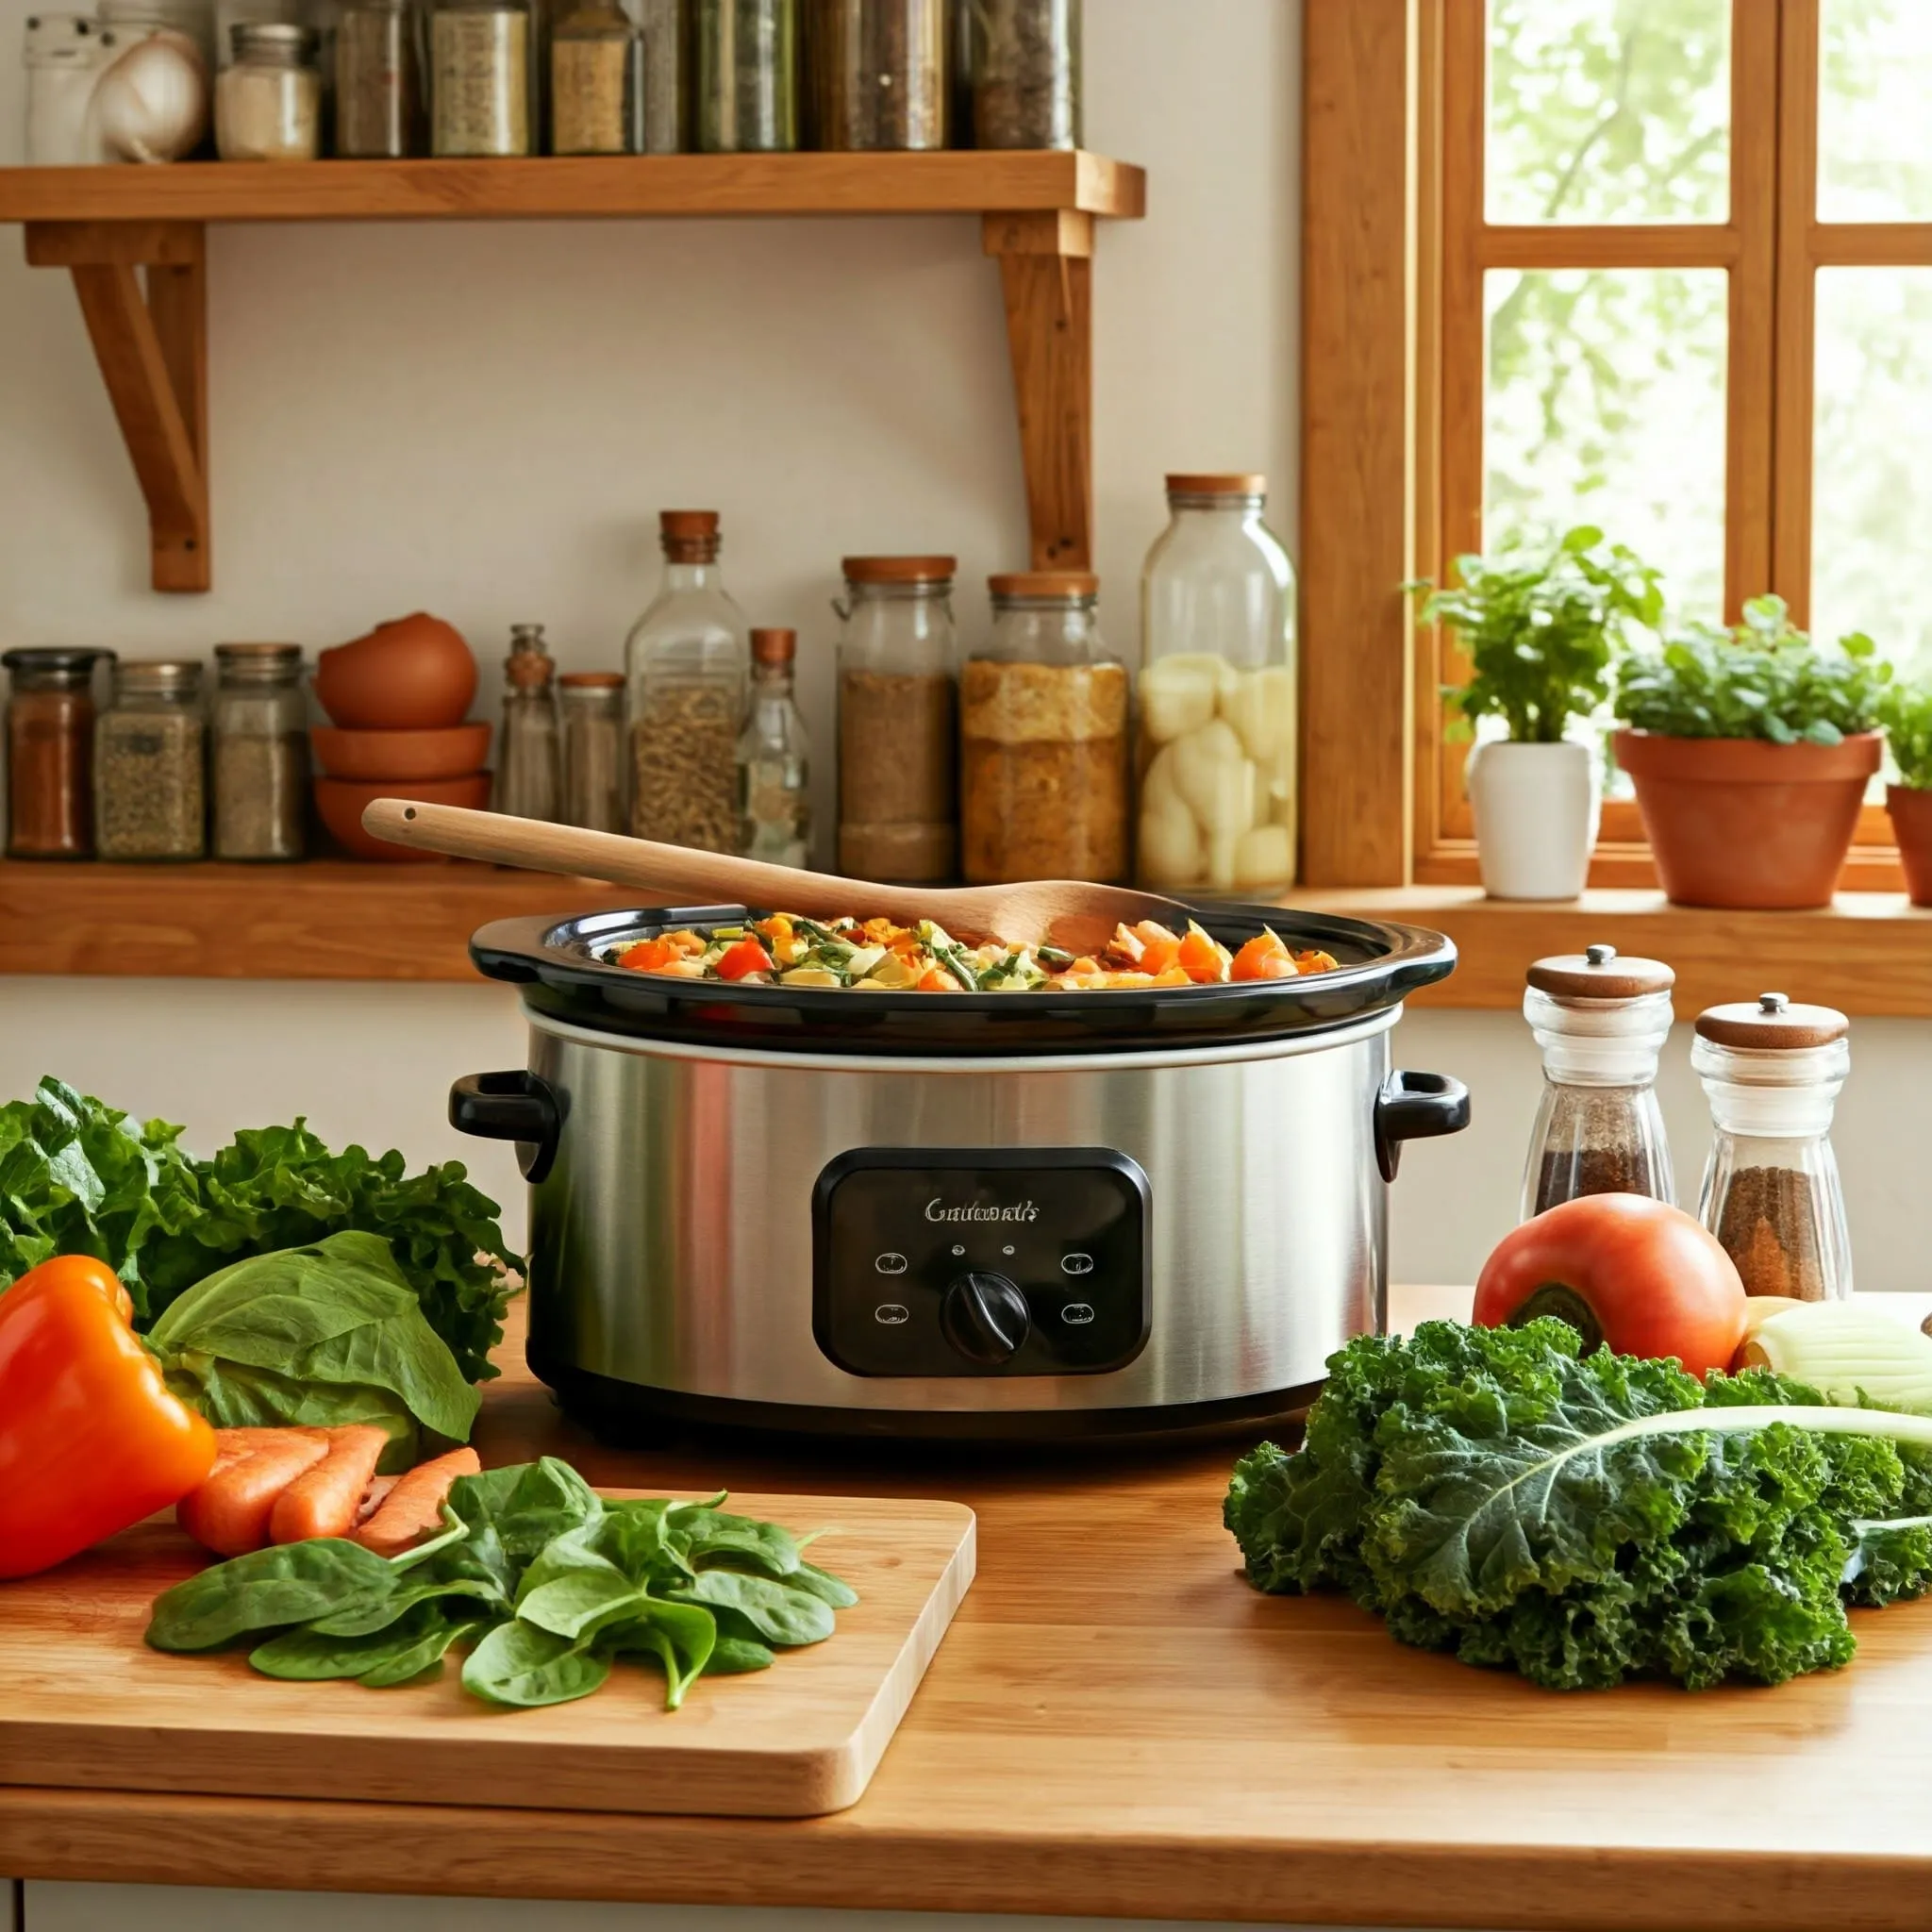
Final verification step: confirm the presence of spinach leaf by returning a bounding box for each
[147,1540,397,1652]
[671,1569,835,1647]
[669,1506,801,1577]
[361,1615,491,1688]
[702,1636,776,1675]
[462,1621,610,1707]
[602,1597,718,1709]
[790,1561,860,1610]
[308,1576,505,1639]
[516,1568,644,1642]
[450,1457,602,1562]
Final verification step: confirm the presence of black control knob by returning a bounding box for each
[940,1273,1031,1367]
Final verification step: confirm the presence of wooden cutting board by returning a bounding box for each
[0,1489,974,1819]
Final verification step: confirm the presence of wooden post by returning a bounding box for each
[984,209,1093,571]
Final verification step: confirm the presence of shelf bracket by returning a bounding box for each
[25,220,209,593]
[984,209,1093,572]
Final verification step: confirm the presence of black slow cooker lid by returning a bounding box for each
[468,903,1457,1057]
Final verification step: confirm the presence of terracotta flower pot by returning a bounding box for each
[1888,785,1932,908]
[1613,728,1882,909]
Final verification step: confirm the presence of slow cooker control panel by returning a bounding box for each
[811,1147,1151,1378]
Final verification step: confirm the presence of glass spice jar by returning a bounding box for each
[95,658,206,862]
[558,670,625,834]
[970,0,1077,150]
[549,0,637,153]
[3,648,110,861]
[625,509,750,854]
[836,555,958,885]
[736,625,810,869]
[691,0,798,152]
[430,0,528,154]
[1519,944,1676,1221]
[634,0,682,150]
[334,0,423,157]
[1692,993,1854,1302]
[960,570,1127,885]
[493,623,561,821]
[216,20,321,158]
[211,642,308,861]
[812,0,946,151]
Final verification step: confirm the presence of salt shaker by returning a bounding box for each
[1520,943,1675,1221]
[1692,993,1852,1301]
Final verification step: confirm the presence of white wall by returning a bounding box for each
[2,0,1926,1293]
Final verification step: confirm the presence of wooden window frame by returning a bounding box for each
[1300,0,1924,892]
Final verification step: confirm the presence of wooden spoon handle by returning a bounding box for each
[358,799,922,921]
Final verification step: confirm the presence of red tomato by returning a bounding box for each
[714,937,774,982]
[1473,1193,1746,1377]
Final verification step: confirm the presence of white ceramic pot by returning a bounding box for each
[1466,739,1600,901]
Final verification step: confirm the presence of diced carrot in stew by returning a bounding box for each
[715,937,774,981]
[1231,935,1297,982]
[620,938,681,973]
[916,968,958,992]
[1138,936,1182,974]
[1176,929,1229,984]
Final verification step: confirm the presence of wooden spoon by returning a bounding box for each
[360,800,1197,956]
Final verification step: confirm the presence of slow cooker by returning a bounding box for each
[451,901,1468,1441]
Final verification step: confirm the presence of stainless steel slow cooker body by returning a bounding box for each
[456,904,1469,1441]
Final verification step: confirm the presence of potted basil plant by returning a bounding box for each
[1415,525,1662,900]
[1612,597,1890,908]
[1879,678,1932,907]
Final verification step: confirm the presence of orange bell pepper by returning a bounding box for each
[0,1255,217,1580]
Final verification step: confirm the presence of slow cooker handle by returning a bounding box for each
[1374,1071,1471,1183]
[449,1072,561,1184]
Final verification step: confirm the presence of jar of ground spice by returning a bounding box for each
[970,0,1078,150]
[961,571,1127,885]
[211,641,308,861]
[95,658,207,861]
[812,0,947,151]
[835,555,958,885]
[1520,944,1676,1220]
[1692,993,1853,1302]
[4,648,110,860]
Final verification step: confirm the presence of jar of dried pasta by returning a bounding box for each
[961,571,1126,885]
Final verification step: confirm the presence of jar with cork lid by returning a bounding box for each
[493,623,559,822]
[1692,992,1853,1301]
[736,626,810,869]
[1519,944,1676,1220]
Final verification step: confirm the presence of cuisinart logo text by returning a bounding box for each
[924,1198,1040,1224]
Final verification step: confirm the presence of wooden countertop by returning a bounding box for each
[9,1286,1932,1931]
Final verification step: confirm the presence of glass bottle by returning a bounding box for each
[1520,944,1675,1221]
[1692,993,1854,1302]
[812,0,946,151]
[94,659,206,862]
[835,555,958,885]
[970,0,1078,150]
[1137,472,1298,898]
[736,625,810,869]
[211,642,308,861]
[961,570,1127,885]
[549,0,637,153]
[625,510,750,853]
[3,648,110,860]
[493,623,560,822]
[691,0,798,152]
[430,0,529,155]
[634,0,682,150]
[216,20,321,158]
[559,671,625,834]
[335,0,423,157]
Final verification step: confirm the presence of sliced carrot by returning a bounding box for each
[1176,928,1229,983]
[268,1425,391,1545]
[178,1429,331,1557]
[1138,937,1182,974]
[915,968,958,992]
[351,1447,482,1558]
[1230,934,1296,982]
[618,938,679,973]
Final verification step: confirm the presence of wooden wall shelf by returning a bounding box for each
[0,151,1146,592]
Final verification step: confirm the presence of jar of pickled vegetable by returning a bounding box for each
[1136,473,1298,898]
[961,570,1127,885]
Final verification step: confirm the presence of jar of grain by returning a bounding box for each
[550,0,637,153]
[430,0,528,154]
[216,20,320,158]
[1692,994,1853,1302]
[559,671,625,834]
[836,555,958,885]
[961,571,1126,885]
[3,648,111,861]
[211,641,308,861]
[1519,944,1675,1221]
[969,0,1077,150]
[812,0,946,151]
[691,0,798,152]
[95,658,206,861]
[335,0,423,157]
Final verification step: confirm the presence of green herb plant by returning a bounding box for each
[1879,679,1932,790]
[1615,595,1891,745]
[1412,525,1664,743]
[1224,1318,1932,1691]
[146,1459,859,1711]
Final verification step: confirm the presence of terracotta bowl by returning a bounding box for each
[314,613,477,730]
[311,722,492,782]
[315,773,492,862]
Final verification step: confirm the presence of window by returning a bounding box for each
[1408,0,1926,890]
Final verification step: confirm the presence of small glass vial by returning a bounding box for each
[430,0,529,155]
[634,0,683,150]
[4,648,110,860]
[211,641,308,861]
[961,571,1128,885]
[691,0,798,152]
[836,555,958,884]
[812,0,947,151]
[1693,993,1853,1302]
[335,0,423,157]
[1520,944,1675,1221]
[493,624,560,822]
[216,20,321,158]
[550,0,637,153]
[737,625,810,869]
[558,671,625,834]
[972,0,1079,150]
[95,658,207,861]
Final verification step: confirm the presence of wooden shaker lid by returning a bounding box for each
[1525,943,1674,1001]
[1694,991,1850,1049]
[841,555,957,585]
[1165,472,1267,497]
